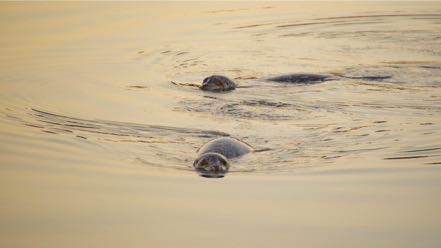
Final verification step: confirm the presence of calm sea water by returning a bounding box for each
[1,2,440,247]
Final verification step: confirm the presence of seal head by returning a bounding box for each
[193,152,230,178]
[201,75,237,92]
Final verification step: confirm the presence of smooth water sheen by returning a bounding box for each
[1,2,441,247]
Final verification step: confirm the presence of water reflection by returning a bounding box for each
[1,2,441,247]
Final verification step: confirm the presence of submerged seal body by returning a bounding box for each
[267,73,332,84]
[197,73,390,92]
[193,137,253,178]
[201,75,237,92]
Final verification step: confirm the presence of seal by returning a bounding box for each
[200,73,334,91]
[193,137,253,178]
[200,75,237,91]
[171,73,391,92]
[198,74,329,91]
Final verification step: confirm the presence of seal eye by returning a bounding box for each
[203,77,211,84]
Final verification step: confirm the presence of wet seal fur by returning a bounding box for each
[266,73,331,83]
[193,137,253,178]
[201,75,237,91]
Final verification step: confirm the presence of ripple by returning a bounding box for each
[315,14,441,21]
[30,109,230,138]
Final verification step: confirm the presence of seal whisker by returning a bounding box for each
[170,81,201,89]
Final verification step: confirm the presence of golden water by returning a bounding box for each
[1,2,441,247]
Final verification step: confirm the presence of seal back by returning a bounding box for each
[198,137,253,159]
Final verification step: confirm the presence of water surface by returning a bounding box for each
[1,2,441,247]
